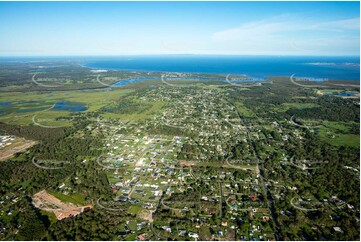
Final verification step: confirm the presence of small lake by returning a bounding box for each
[111,78,158,87]
[325,93,356,97]
[0,102,11,107]
[53,101,87,112]
[0,101,87,114]
[18,107,48,113]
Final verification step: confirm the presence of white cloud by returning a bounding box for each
[213,16,360,41]
[314,18,360,31]
[211,16,360,55]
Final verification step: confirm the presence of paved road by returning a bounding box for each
[149,222,166,240]
[150,193,168,240]
[225,158,259,174]
[290,197,320,212]
[224,97,283,241]
[219,181,223,219]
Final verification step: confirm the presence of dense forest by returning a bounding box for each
[287,96,359,122]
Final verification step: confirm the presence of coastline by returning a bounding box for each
[80,56,360,82]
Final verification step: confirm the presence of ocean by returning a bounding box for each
[83,55,360,81]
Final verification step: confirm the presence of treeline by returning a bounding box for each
[0,196,50,241]
[0,122,69,142]
[287,96,359,122]
[0,113,102,161]
[226,79,312,106]
[67,160,113,199]
[33,136,102,161]
[0,152,74,196]
[263,130,359,241]
[0,116,116,240]
[0,152,116,240]
[0,152,74,241]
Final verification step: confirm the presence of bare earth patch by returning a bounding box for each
[32,190,92,220]
[138,209,153,222]
[0,138,37,161]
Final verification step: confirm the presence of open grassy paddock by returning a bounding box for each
[0,88,134,126]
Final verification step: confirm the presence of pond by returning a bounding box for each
[0,102,11,107]
[0,100,88,114]
[111,78,158,87]
[325,92,356,97]
[53,101,87,112]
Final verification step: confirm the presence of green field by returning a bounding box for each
[47,190,86,205]
[102,100,166,121]
[0,88,133,125]
[235,101,256,117]
[271,102,319,112]
[317,88,359,95]
[317,121,359,148]
[128,205,143,215]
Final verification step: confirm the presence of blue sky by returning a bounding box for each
[0,1,359,56]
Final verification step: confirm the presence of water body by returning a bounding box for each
[0,102,11,107]
[83,55,360,81]
[112,77,266,87]
[18,107,45,113]
[1,101,87,114]
[325,93,356,97]
[110,77,261,87]
[53,101,87,112]
[111,78,159,87]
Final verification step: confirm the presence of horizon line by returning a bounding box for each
[0,54,360,58]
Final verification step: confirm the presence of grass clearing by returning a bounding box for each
[0,88,134,125]
[317,121,359,148]
[103,100,166,121]
[272,102,319,112]
[235,102,256,118]
[128,205,143,215]
[47,190,86,205]
[128,220,138,231]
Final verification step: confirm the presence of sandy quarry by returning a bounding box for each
[32,190,92,220]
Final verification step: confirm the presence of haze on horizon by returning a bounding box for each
[0,1,359,57]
